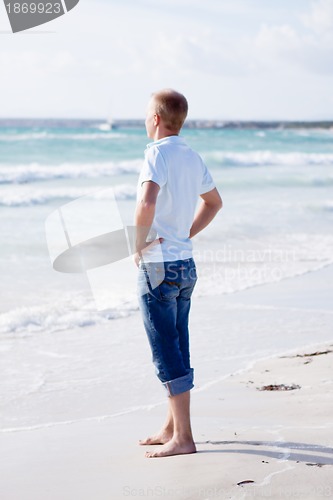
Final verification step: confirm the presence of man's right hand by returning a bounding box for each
[133,237,164,267]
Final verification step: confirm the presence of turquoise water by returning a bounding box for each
[1,125,333,167]
[1,121,333,334]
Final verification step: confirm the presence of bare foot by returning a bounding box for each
[145,437,196,458]
[139,430,173,446]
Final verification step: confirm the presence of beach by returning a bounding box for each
[1,262,332,499]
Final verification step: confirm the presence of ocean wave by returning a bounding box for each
[0,184,137,207]
[0,293,138,335]
[192,231,333,297]
[205,150,333,166]
[1,233,332,335]
[0,132,126,141]
[0,132,48,141]
[2,151,333,186]
[323,202,333,212]
[307,200,333,213]
[0,160,141,184]
[1,261,331,336]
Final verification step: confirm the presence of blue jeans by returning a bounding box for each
[137,258,197,397]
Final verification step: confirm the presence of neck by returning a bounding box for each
[153,127,179,142]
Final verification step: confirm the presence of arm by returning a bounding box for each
[134,180,160,260]
[189,187,223,239]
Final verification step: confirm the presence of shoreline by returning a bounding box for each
[1,338,332,436]
[1,337,332,435]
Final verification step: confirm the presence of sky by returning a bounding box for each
[1,0,333,120]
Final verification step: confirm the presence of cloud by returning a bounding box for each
[151,34,252,77]
[254,0,333,75]
[147,0,333,78]
[255,24,302,55]
[302,0,333,34]
[0,50,77,77]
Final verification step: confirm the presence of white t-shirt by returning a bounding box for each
[136,135,215,262]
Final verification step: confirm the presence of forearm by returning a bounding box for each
[134,201,156,253]
[189,201,221,239]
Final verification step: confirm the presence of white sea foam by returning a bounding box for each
[322,201,333,212]
[205,150,333,166]
[0,132,126,141]
[1,244,332,336]
[0,293,138,335]
[306,200,333,213]
[0,132,49,141]
[0,184,137,206]
[0,160,141,184]
[193,232,333,297]
[2,151,333,186]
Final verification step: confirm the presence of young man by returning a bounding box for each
[135,89,222,458]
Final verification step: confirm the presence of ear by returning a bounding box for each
[154,114,160,126]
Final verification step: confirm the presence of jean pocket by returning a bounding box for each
[158,279,180,301]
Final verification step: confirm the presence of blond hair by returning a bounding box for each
[151,89,188,132]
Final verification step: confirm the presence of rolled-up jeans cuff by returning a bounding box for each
[162,368,194,397]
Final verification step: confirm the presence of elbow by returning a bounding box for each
[214,198,223,212]
[140,199,156,212]
[204,199,223,212]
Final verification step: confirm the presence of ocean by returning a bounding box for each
[1,121,333,335]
